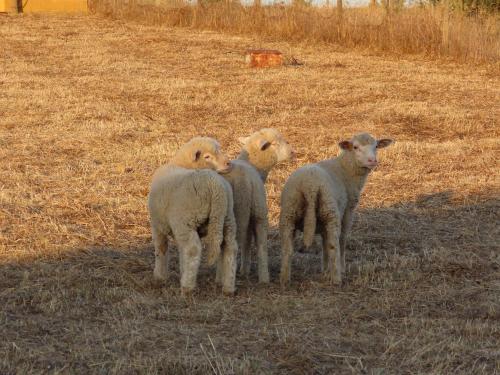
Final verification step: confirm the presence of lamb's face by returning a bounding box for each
[272,132,295,163]
[181,137,232,173]
[240,128,295,164]
[193,142,232,173]
[339,133,393,170]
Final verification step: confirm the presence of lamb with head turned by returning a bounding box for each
[148,137,238,295]
[223,128,294,283]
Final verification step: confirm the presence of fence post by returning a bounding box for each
[441,7,450,53]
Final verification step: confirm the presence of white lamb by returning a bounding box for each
[223,128,294,283]
[148,137,237,295]
[279,133,393,286]
[237,128,295,182]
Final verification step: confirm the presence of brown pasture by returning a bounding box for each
[0,13,499,374]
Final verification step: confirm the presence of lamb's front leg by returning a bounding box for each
[320,229,329,273]
[215,256,223,285]
[340,208,354,274]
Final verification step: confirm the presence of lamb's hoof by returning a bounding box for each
[222,289,235,296]
[153,269,168,281]
[327,274,342,286]
[181,287,195,297]
[215,273,222,285]
[239,268,250,278]
[259,273,270,284]
[280,277,290,289]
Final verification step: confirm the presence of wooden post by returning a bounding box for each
[384,0,391,13]
[441,8,450,52]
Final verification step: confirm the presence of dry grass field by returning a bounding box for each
[91,1,500,63]
[1,13,499,374]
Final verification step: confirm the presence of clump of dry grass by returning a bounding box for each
[89,0,500,63]
[1,13,499,374]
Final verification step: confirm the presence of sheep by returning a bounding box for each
[279,133,393,286]
[148,137,237,295]
[237,128,294,182]
[222,128,294,283]
[167,136,232,173]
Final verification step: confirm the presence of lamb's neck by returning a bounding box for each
[338,153,370,203]
[170,155,190,169]
[237,150,269,182]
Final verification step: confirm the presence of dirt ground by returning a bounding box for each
[0,13,499,374]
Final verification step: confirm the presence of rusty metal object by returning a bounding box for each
[245,49,283,68]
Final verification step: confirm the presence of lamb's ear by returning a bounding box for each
[193,150,202,161]
[339,140,353,150]
[376,139,394,148]
[259,139,271,151]
[238,136,249,146]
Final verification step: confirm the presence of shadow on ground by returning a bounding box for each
[1,193,499,374]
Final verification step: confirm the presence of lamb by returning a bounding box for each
[237,128,294,182]
[223,128,294,283]
[279,133,393,286]
[167,136,232,173]
[148,137,237,295]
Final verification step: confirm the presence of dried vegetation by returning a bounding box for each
[90,0,500,63]
[0,12,499,374]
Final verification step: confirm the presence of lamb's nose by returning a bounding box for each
[368,158,377,163]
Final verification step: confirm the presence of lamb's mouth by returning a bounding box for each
[217,165,233,174]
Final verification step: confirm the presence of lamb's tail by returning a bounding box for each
[302,189,318,248]
[206,202,223,267]
[206,243,221,267]
[205,180,227,266]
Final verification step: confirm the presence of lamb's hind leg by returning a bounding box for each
[241,226,253,277]
[280,221,294,287]
[237,215,251,277]
[219,220,237,295]
[255,217,269,283]
[323,222,342,286]
[153,227,169,281]
[175,229,202,295]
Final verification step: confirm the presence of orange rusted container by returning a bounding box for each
[245,49,283,68]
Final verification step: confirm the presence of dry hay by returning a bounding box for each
[0,13,499,374]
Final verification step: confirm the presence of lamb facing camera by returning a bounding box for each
[279,133,393,287]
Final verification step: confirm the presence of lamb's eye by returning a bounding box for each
[353,146,358,150]
[204,155,211,160]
